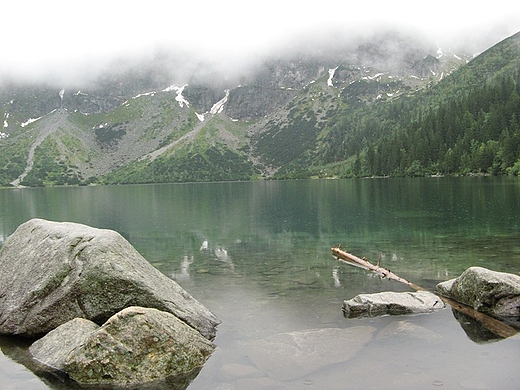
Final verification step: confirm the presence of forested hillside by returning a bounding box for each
[309,31,520,178]
[1,31,519,187]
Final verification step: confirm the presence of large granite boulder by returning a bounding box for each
[0,218,219,339]
[436,266,520,319]
[31,307,214,387]
[29,318,100,372]
[343,290,445,318]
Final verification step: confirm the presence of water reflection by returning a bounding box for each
[172,255,194,281]
[453,310,507,343]
[197,239,235,273]
[332,266,341,288]
[0,178,519,389]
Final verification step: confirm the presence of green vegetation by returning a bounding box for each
[21,137,82,186]
[103,146,255,184]
[315,72,520,178]
[290,31,520,179]
[251,81,338,174]
[0,127,34,186]
[2,32,519,186]
[100,113,257,185]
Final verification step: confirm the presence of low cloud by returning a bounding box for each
[1,1,519,87]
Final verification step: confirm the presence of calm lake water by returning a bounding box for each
[1,177,519,389]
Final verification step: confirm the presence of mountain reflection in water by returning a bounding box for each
[0,177,519,389]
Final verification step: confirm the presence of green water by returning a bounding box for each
[0,177,519,389]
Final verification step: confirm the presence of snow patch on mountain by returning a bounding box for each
[210,90,229,114]
[327,67,338,87]
[93,122,109,130]
[122,89,161,106]
[362,72,387,81]
[131,91,156,100]
[163,84,190,108]
[0,111,8,134]
[21,116,43,127]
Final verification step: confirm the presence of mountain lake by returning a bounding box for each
[0,177,519,390]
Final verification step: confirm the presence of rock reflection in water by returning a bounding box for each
[453,310,510,343]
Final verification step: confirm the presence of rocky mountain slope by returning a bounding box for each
[0,30,492,186]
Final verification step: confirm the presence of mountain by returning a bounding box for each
[1,30,518,187]
[313,30,520,178]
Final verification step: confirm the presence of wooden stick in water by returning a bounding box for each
[331,245,519,339]
[331,246,425,291]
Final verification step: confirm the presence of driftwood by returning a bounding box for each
[331,246,424,291]
[331,246,519,339]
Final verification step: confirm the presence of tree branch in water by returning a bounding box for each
[331,245,519,339]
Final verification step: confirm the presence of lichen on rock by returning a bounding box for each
[63,307,215,386]
[0,218,220,339]
[436,266,520,319]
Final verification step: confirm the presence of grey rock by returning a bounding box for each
[183,85,227,113]
[435,266,520,318]
[224,85,296,121]
[247,326,376,381]
[0,218,220,339]
[64,306,215,386]
[343,290,445,318]
[29,318,100,371]
[435,277,456,297]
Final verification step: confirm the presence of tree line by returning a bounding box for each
[318,71,520,178]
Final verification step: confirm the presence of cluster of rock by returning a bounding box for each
[29,307,215,386]
[0,218,220,387]
[343,266,520,331]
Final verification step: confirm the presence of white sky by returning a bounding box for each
[1,1,520,85]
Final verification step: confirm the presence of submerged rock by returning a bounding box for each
[247,326,376,381]
[343,290,445,318]
[0,218,219,339]
[63,307,215,386]
[436,266,520,320]
[376,320,443,344]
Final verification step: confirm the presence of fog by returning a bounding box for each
[1,1,519,87]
